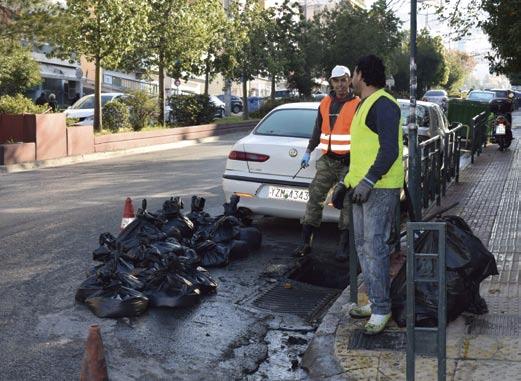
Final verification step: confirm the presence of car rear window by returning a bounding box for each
[467,91,494,102]
[425,90,445,96]
[255,109,317,138]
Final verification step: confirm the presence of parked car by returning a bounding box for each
[216,95,243,114]
[274,89,298,100]
[422,89,448,112]
[222,102,340,221]
[398,99,450,143]
[466,90,496,103]
[65,93,125,125]
[210,95,225,118]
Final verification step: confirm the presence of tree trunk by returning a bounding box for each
[204,56,210,96]
[271,74,276,100]
[94,56,102,132]
[242,75,248,120]
[158,52,165,126]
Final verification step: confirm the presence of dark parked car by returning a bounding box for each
[217,95,243,114]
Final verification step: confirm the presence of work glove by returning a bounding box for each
[351,180,373,204]
[300,152,311,168]
[331,182,348,210]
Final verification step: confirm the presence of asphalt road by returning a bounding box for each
[0,133,340,381]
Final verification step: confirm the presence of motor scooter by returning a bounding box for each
[492,114,513,151]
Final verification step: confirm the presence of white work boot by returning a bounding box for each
[364,313,391,335]
[349,303,372,319]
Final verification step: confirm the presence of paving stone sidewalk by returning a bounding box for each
[303,113,521,380]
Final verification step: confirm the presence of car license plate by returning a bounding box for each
[496,124,506,135]
[268,186,309,203]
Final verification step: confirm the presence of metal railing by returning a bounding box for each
[468,111,489,163]
[406,222,447,381]
[417,123,465,212]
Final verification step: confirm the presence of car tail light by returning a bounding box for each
[228,150,269,162]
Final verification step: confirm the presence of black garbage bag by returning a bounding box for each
[76,275,104,303]
[162,217,195,239]
[238,226,262,251]
[116,216,165,251]
[143,271,201,308]
[181,266,218,295]
[227,239,250,260]
[223,194,240,217]
[85,282,149,318]
[210,216,241,243]
[194,239,230,267]
[391,215,498,327]
[186,196,215,230]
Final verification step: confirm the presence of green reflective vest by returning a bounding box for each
[344,88,404,189]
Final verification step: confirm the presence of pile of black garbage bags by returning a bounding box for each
[391,215,498,327]
[76,195,262,318]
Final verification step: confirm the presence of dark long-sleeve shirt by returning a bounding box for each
[362,96,401,185]
[307,91,356,158]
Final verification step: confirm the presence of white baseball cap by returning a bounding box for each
[329,65,351,79]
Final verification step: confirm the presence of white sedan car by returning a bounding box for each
[65,92,124,125]
[222,102,341,222]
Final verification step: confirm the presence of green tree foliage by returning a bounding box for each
[263,0,303,99]
[316,0,402,79]
[102,101,131,133]
[481,1,521,75]
[120,0,218,125]
[50,0,149,131]
[0,0,60,44]
[0,93,47,114]
[219,0,267,119]
[444,50,476,94]
[392,30,449,96]
[168,94,217,126]
[287,17,323,97]
[122,90,158,131]
[0,40,41,96]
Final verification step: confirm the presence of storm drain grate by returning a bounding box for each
[348,329,436,356]
[468,314,521,337]
[251,281,340,322]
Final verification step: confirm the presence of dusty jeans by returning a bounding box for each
[352,188,400,315]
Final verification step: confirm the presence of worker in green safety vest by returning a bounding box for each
[344,55,404,335]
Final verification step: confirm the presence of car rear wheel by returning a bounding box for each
[232,105,241,114]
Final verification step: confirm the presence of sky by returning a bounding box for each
[366,0,510,88]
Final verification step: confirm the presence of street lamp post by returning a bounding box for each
[408,0,421,222]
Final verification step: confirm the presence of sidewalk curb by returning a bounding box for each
[0,133,242,174]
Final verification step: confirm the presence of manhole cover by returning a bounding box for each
[468,314,521,336]
[251,281,340,322]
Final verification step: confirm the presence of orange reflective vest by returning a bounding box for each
[318,95,360,155]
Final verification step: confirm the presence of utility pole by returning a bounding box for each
[223,0,232,116]
[408,0,421,221]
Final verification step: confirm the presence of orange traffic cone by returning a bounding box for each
[120,197,135,230]
[80,324,108,381]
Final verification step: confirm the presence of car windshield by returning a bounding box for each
[467,91,494,102]
[255,109,316,138]
[399,103,428,126]
[425,90,445,96]
[71,95,116,109]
